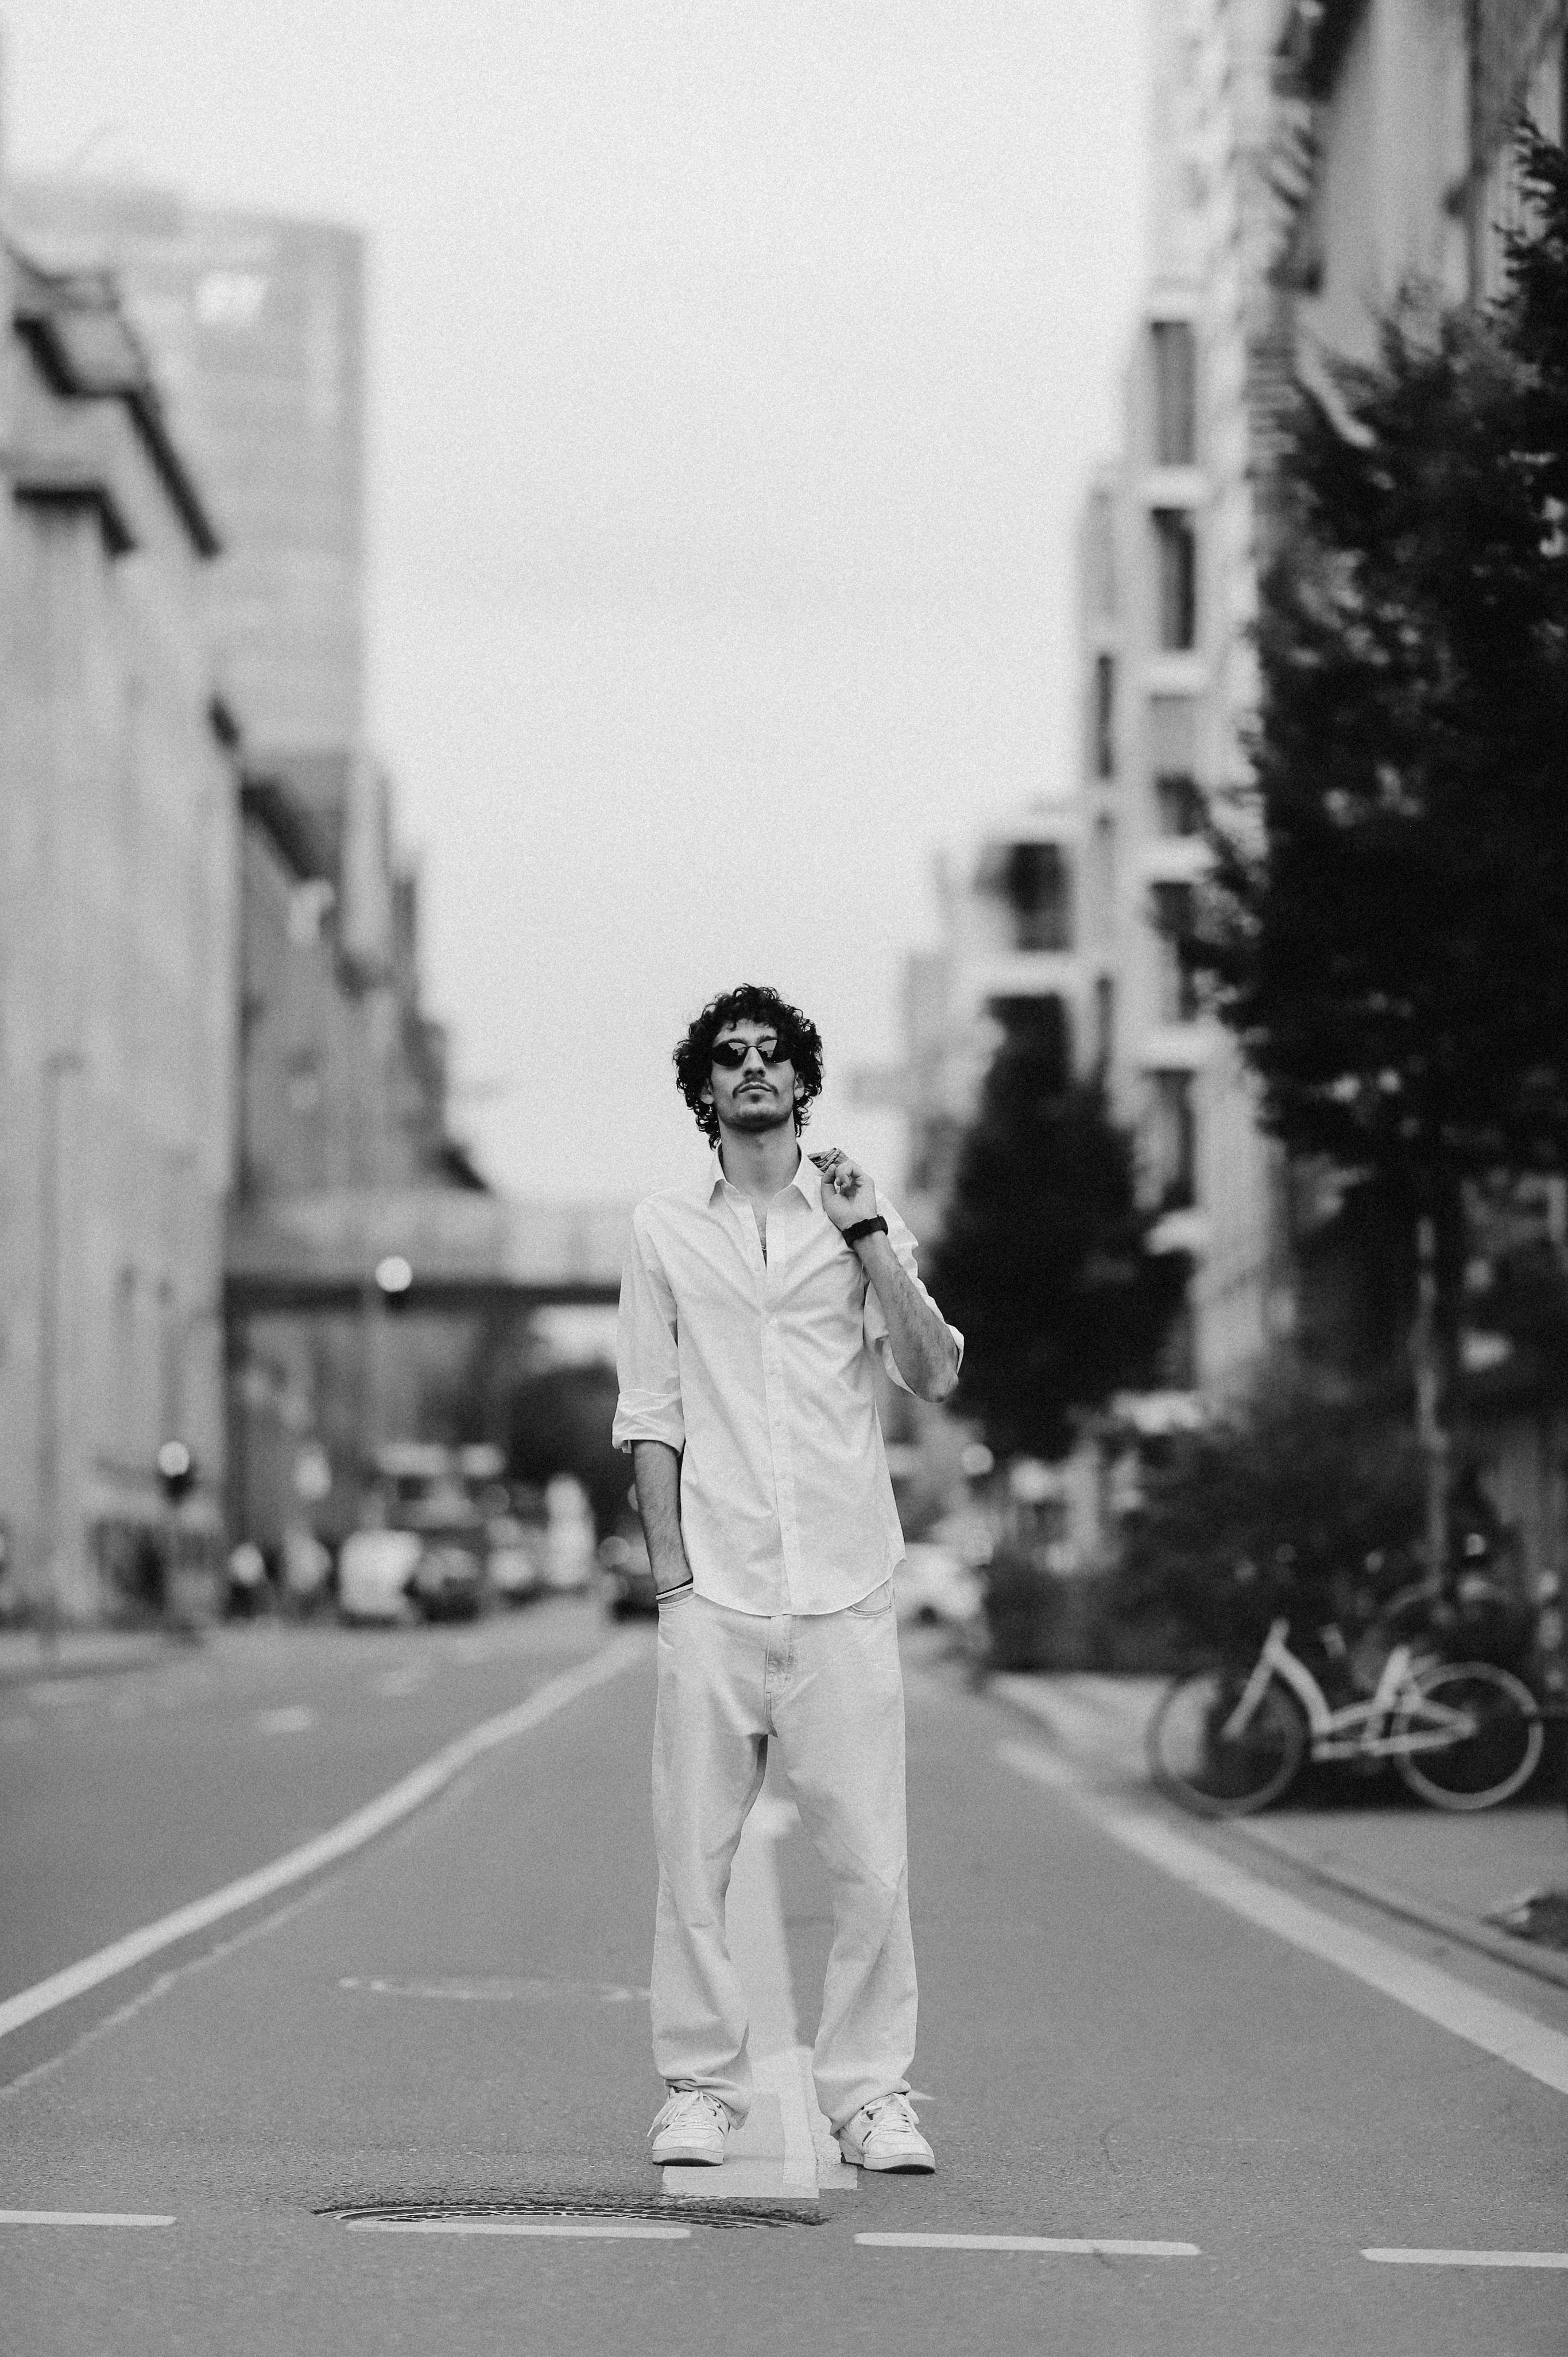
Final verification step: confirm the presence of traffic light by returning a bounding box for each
[155,1439,195,1504]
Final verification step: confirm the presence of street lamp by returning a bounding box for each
[361,1254,414,1492]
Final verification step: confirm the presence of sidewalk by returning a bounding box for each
[993,1670,1568,1995]
[0,1625,187,1687]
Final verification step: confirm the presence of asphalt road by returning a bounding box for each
[2,1608,1565,2356]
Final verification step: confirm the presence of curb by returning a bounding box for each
[986,1671,1568,1999]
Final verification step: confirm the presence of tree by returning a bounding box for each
[927,1009,1187,1462]
[1198,132,1568,1585]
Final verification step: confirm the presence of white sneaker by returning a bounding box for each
[648,2088,731,2166]
[837,2092,935,2173]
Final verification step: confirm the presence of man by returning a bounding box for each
[613,983,962,2176]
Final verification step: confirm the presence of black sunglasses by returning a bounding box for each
[710,1035,793,1070]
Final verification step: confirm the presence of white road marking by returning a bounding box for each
[0,1631,648,2046]
[856,2233,1201,2256]
[336,1974,648,2004]
[1363,2248,1568,2269]
[0,2210,175,2228]
[255,1705,316,1734]
[373,1667,430,1698]
[664,1758,854,2200]
[1001,1739,1568,2101]
[344,2218,689,2239]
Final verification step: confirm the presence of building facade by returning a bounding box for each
[0,244,235,1617]
[11,175,479,1578]
[1070,0,1296,1393]
[11,179,365,760]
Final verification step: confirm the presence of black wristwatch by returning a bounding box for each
[842,1215,888,1249]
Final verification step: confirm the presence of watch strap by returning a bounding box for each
[842,1215,889,1249]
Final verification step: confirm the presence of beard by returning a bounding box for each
[724,1088,794,1134]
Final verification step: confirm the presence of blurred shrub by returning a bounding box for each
[1105,1373,1426,1660]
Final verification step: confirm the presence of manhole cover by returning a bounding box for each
[326,2195,821,2231]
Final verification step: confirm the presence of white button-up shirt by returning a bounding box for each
[612,1147,962,1616]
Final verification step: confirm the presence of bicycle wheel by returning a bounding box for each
[1392,1660,1543,1810]
[1147,1671,1306,1816]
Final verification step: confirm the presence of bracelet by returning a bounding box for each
[842,1215,888,1249]
[656,1577,694,1601]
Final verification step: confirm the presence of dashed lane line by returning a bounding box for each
[0,2211,175,2228]
[1001,1739,1568,2103]
[0,1631,648,2047]
[857,2234,1200,2256]
[344,2219,690,2240]
[254,1705,316,1735]
[1363,2248,1568,2269]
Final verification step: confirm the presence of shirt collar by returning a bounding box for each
[705,1143,819,1206]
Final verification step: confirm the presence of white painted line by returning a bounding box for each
[255,1705,316,1734]
[665,1763,837,2200]
[0,1631,648,2046]
[1364,2248,1568,2269]
[1001,1740,1568,2102]
[855,2233,1201,2256]
[344,2218,689,2240]
[0,2210,175,2228]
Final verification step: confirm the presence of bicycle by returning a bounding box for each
[1147,1617,1543,1817]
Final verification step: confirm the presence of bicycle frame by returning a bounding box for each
[1222,1619,1474,1762]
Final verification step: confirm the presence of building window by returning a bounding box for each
[1090,813,1116,947]
[988,995,1071,1092]
[1148,694,1195,773]
[1093,975,1115,1072]
[1151,882,1200,1024]
[1153,511,1197,651]
[1151,320,1197,466]
[1147,1071,1197,1211]
[984,840,1073,953]
[1094,654,1115,779]
[1155,771,1204,837]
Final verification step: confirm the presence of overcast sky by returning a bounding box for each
[7,1,1150,1205]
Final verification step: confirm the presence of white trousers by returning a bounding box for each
[650,1582,917,2133]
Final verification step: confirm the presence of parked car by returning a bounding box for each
[405,1529,487,1622]
[338,1528,423,1624]
[894,1540,984,1626]
[486,1514,547,1605]
[600,1529,658,1618]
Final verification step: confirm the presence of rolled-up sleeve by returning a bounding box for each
[612,1209,686,1452]
[863,1197,965,1395]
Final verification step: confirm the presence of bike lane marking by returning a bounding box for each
[1000,1740,1568,2101]
[856,2234,1201,2256]
[1363,2248,1568,2268]
[0,1631,649,2047]
[0,2211,175,2228]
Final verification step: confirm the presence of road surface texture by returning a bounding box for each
[2,1605,1564,2356]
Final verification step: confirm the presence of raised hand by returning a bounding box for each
[808,1146,879,1232]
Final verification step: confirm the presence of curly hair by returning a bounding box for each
[673,985,824,1146]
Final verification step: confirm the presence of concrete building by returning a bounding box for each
[1068,0,1298,1394]
[10,175,486,1573]
[1277,0,1566,345]
[10,179,364,759]
[874,801,1087,1250]
[0,242,234,1618]
[228,755,483,1552]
